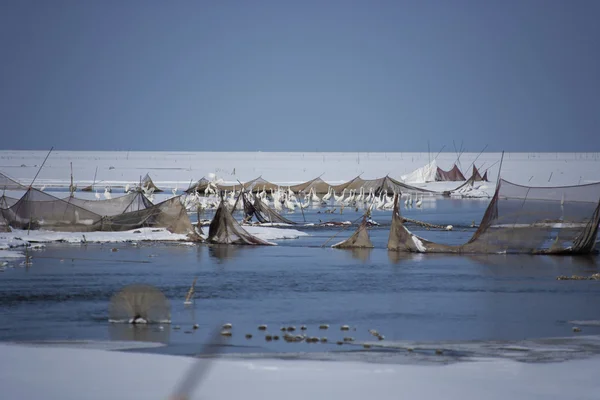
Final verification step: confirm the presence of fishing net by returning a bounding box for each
[64,191,152,216]
[208,199,275,245]
[242,193,296,225]
[0,188,195,234]
[141,173,163,193]
[331,175,434,196]
[289,176,331,194]
[435,164,466,181]
[389,179,600,255]
[332,216,374,248]
[185,177,211,194]
[0,171,26,190]
[109,284,171,324]
[100,196,195,235]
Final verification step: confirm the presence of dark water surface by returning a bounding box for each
[1,198,600,356]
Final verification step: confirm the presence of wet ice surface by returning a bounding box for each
[1,198,600,365]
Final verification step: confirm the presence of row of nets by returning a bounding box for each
[0,187,194,235]
[187,174,435,195]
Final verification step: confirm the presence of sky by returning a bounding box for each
[1,0,599,152]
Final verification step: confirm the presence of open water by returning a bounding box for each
[1,196,600,358]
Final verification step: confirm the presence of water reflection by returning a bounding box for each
[338,248,373,263]
[468,253,600,270]
[387,250,427,264]
[208,245,241,262]
[108,323,170,344]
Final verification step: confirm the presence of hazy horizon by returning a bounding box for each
[2,1,599,152]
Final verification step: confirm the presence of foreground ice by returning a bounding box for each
[0,342,598,400]
[0,249,25,259]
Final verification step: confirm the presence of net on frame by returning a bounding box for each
[388,179,600,255]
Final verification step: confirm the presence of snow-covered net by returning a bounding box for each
[109,284,171,324]
[389,180,600,254]
[332,216,374,249]
[449,165,490,195]
[401,160,438,183]
[208,199,275,245]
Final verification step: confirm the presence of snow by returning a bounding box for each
[2,151,599,193]
[0,249,24,258]
[569,320,600,327]
[1,342,599,400]
[401,159,438,183]
[411,235,427,252]
[0,227,307,256]
[1,228,190,244]
[244,226,308,240]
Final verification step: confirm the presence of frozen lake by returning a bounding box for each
[2,196,599,358]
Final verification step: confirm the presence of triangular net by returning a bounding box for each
[141,174,163,193]
[332,216,374,248]
[185,177,211,194]
[435,164,466,181]
[0,171,26,190]
[289,176,330,194]
[208,199,275,245]
[242,193,296,225]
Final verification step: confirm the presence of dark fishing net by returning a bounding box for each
[435,164,466,181]
[332,216,374,248]
[208,199,275,245]
[289,177,331,194]
[242,193,296,225]
[1,189,195,234]
[331,175,434,195]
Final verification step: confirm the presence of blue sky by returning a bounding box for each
[1,0,599,152]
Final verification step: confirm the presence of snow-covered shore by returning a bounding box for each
[0,226,309,258]
[2,150,599,190]
[0,342,598,400]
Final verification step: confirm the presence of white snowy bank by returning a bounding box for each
[244,226,308,240]
[0,343,598,400]
[1,228,190,245]
[0,226,307,258]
